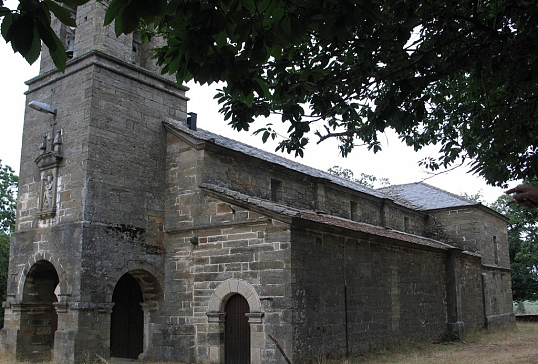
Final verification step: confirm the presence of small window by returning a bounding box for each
[131,32,142,64]
[350,201,358,221]
[404,217,410,233]
[493,235,499,264]
[270,179,282,202]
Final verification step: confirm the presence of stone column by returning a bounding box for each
[206,311,226,363]
[0,299,20,357]
[52,302,114,364]
[246,312,265,364]
[139,301,159,360]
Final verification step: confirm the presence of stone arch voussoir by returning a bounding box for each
[18,251,67,301]
[108,262,165,303]
[208,278,262,313]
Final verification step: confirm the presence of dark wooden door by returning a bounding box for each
[110,273,144,359]
[225,294,250,364]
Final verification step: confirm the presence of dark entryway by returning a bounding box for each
[110,273,144,359]
[225,294,250,364]
[18,260,59,361]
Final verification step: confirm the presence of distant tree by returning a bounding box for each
[1,0,537,186]
[0,161,17,327]
[327,166,389,189]
[0,233,9,323]
[491,189,538,303]
[460,190,484,203]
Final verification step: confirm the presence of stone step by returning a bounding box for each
[108,357,140,364]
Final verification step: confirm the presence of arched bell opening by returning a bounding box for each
[17,260,59,361]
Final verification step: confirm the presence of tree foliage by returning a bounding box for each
[491,188,538,303]
[0,161,17,327]
[460,190,484,204]
[0,161,18,234]
[2,0,538,186]
[327,165,389,189]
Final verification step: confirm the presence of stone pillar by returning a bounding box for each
[445,249,464,336]
[314,179,328,213]
[0,299,19,357]
[246,313,265,364]
[53,302,75,364]
[380,199,390,227]
[139,301,159,360]
[206,312,226,363]
[52,302,114,364]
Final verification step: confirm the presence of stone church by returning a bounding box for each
[1,2,515,363]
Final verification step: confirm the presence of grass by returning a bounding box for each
[320,322,538,364]
[1,322,538,364]
[514,300,538,314]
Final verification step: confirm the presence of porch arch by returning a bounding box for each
[109,268,164,360]
[17,251,68,302]
[17,259,60,361]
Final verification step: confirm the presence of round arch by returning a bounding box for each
[17,259,60,361]
[107,263,164,303]
[208,278,262,313]
[17,251,68,302]
[205,279,265,364]
[108,266,164,361]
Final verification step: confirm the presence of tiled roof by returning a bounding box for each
[201,183,455,251]
[378,182,478,211]
[164,119,387,199]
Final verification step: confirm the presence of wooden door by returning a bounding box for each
[110,273,144,359]
[225,294,250,364]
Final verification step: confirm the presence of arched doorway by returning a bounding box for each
[110,273,144,359]
[225,294,250,364]
[19,260,59,361]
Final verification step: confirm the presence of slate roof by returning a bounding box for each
[164,119,387,199]
[201,183,455,251]
[378,182,478,211]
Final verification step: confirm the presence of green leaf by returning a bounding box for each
[8,16,35,56]
[262,130,270,143]
[242,0,256,13]
[0,6,11,17]
[45,0,76,27]
[48,31,67,71]
[118,1,144,35]
[104,0,125,27]
[1,12,13,40]
[24,25,42,65]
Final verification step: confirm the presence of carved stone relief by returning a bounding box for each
[35,130,63,219]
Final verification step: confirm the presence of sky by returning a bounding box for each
[0,24,517,205]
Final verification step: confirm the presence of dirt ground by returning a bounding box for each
[0,322,537,364]
[352,321,538,364]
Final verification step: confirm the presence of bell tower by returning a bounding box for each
[1,1,186,362]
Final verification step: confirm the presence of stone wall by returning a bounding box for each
[290,226,448,362]
[165,132,429,236]
[458,253,486,331]
[429,206,509,266]
[163,196,294,364]
[482,267,515,329]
